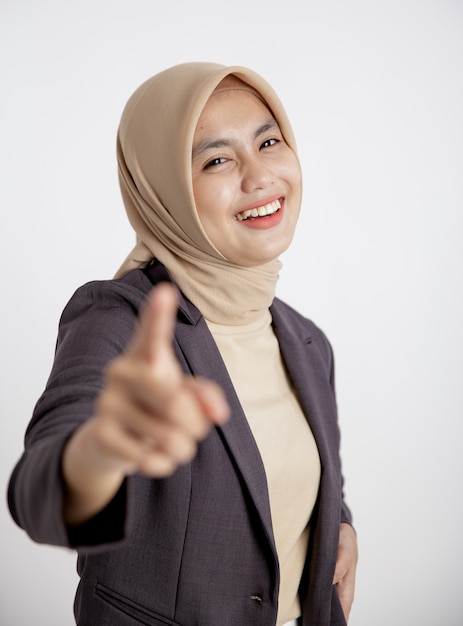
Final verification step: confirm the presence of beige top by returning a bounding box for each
[207,313,321,625]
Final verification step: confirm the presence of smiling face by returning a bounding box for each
[191,81,302,266]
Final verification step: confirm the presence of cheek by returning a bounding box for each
[287,154,302,188]
[194,181,233,227]
[193,182,213,227]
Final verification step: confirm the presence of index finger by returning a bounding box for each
[128,282,179,364]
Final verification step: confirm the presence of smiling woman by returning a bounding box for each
[8,62,357,626]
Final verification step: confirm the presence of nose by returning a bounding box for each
[240,158,274,193]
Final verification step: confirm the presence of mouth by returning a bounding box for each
[233,198,281,221]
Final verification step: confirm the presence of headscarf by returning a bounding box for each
[115,62,300,324]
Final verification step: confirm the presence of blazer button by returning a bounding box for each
[248,594,263,605]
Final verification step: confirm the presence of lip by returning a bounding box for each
[233,195,285,230]
[234,194,282,217]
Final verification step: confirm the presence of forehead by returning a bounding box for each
[197,85,273,128]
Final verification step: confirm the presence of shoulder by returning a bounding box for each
[64,268,154,314]
[272,297,331,342]
[63,261,172,314]
[54,269,155,355]
[271,297,334,363]
[56,264,175,352]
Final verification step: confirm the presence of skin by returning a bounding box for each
[191,86,302,265]
[61,83,357,622]
[335,522,358,621]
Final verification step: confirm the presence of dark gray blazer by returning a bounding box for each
[8,261,352,626]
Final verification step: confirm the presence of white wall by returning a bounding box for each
[1,1,462,624]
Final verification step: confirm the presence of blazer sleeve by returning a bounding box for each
[326,336,353,528]
[7,278,148,548]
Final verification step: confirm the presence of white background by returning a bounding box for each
[1,1,462,624]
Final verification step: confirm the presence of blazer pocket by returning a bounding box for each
[95,582,184,626]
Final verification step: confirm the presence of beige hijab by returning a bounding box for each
[115,62,300,324]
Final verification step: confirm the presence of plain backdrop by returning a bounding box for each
[1,1,462,624]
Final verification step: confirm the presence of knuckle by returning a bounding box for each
[159,429,197,462]
[139,452,177,478]
[104,356,126,381]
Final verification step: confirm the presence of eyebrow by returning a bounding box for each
[192,118,280,160]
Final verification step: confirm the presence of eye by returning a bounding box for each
[204,156,228,170]
[260,137,280,149]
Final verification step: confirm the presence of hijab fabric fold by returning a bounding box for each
[115,62,299,324]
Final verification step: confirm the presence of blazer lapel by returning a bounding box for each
[173,303,277,559]
[270,300,339,473]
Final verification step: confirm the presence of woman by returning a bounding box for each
[8,62,357,625]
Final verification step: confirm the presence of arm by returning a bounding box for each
[8,281,229,545]
[62,283,229,525]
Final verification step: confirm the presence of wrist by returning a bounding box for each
[62,420,126,525]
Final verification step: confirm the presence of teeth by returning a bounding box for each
[235,199,281,221]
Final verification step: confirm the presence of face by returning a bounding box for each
[191,85,302,266]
